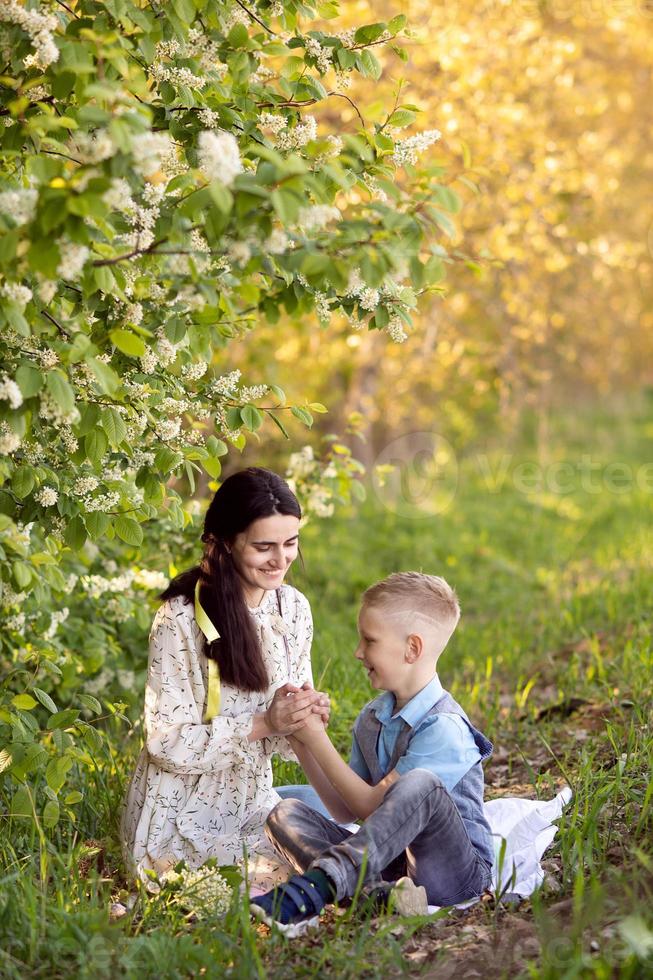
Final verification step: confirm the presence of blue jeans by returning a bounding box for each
[274,783,333,820]
[267,769,494,907]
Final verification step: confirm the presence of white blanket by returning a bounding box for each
[427,786,573,913]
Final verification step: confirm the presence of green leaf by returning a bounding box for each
[291,406,314,428]
[43,799,60,828]
[387,109,416,129]
[12,465,36,499]
[202,457,222,478]
[354,23,387,44]
[359,49,381,80]
[101,407,127,447]
[84,512,110,540]
[15,363,43,398]
[46,755,73,793]
[46,370,75,414]
[155,446,183,475]
[114,515,143,547]
[110,328,146,357]
[12,694,37,710]
[64,790,83,805]
[84,428,108,466]
[12,560,32,589]
[240,405,264,431]
[78,693,102,714]
[10,786,33,820]
[47,709,80,730]
[85,355,120,395]
[33,688,57,713]
[268,411,290,439]
[64,516,87,550]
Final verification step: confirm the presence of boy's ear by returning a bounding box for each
[405,633,423,664]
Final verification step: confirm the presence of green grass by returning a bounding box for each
[1,401,652,978]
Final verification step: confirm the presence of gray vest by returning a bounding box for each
[354,689,495,869]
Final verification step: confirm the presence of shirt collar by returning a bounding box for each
[372,674,445,729]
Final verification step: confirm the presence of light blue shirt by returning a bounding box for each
[349,675,481,792]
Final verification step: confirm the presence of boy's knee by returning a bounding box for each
[397,768,444,794]
[266,797,298,831]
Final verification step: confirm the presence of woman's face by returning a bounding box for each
[229,513,300,601]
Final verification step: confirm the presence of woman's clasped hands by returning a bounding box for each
[265,681,329,736]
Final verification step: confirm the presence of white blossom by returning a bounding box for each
[34,485,59,507]
[71,128,116,164]
[56,240,90,280]
[210,370,241,396]
[197,130,243,186]
[286,445,316,480]
[387,314,408,343]
[132,132,178,179]
[158,418,181,441]
[274,114,317,152]
[83,491,120,513]
[0,187,37,225]
[139,346,159,374]
[358,287,380,311]
[0,421,21,454]
[37,279,57,303]
[182,361,208,382]
[103,178,134,212]
[132,567,168,590]
[117,668,136,689]
[37,347,59,368]
[162,865,232,919]
[239,384,267,401]
[305,37,332,74]
[297,204,341,233]
[1,281,32,309]
[392,129,442,167]
[265,228,290,255]
[44,607,69,640]
[198,107,221,129]
[0,374,23,409]
[7,612,26,631]
[0,0,59,68]
[73,475,99,496]
[85,666,114,694]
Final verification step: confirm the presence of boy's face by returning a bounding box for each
[354,603,407,691]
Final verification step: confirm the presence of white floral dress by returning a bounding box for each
[120,584,314,891]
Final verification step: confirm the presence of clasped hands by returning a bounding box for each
[265,681,329,740]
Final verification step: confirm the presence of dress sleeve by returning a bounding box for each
[144,600,259,775]
[264,589,314,763]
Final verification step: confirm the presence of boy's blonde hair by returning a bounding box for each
[361,571,461,634]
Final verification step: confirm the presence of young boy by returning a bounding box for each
[251,572,495,928]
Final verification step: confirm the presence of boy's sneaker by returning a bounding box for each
[250,874,327,936]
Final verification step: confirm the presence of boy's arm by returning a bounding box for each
[295,724,399,821]
[287,736,356,824]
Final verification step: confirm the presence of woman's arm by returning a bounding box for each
[248,685,327,742]
[287,735,356,824]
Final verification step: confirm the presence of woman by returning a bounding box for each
[120,467,330,891]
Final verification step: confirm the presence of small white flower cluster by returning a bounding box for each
[182,361,208,382]
[132,132,179,179]
[287,445,317,480]
[151,59,204,90]
[39,390,80,426]
[360,173,388,203]
[265,227,290,255]
[344,268,380,310]
[219,4,249,34]
[38,278,58,304]
[131,448,155,468]
[1,281,32,309]
[307,483,334,518]
[198,107,220,129]
[73,475,99,496]
[158,417,181,442]
[132,567,168,591]
[314,290,332,324]
[387,314,408,343]
[186,27,227,78]
[102,177,132,212]
[159,395,192,417]
[37,347,59,368]
[0,374,23,409]
[305,36,332,74]
[71,128,115,164]
[226,239,251,266]
[239,384,268,402]
[297,204,341,234]
[0,187,37,225]
[209,370,241,396]
[1,583,27,607]
[392,129,442,167]
[313,134,343,168]
[56,240,90,280]
[117,668,136,689]
[0,421,21,454]
[83,490,120,513]
[0,0,59,68]
[34,485,59,507]
[261,113,318,152]
[43,607,69,641]
[6,612,26,631]
[336,29,356,47]
[197,130,243,187]
[85,666,113,694]
[60,425,78,452]
[162,865,232,919]
[23,441,45,464]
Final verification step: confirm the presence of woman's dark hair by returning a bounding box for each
[158,467,301,692]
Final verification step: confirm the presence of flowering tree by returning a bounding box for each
[0,0,459,829]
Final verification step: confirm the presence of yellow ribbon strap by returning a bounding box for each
[194,580,221,723]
